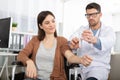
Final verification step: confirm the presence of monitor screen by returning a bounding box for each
[0,17,12,48]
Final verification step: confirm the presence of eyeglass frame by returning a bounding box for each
[85,12,100,18]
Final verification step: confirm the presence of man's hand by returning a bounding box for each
[69,37,80,49]
[82,30,97,44]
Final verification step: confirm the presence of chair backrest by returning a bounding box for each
[109,54,120,80]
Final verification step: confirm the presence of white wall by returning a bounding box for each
[0,0,64,34]
[114,31,120,52]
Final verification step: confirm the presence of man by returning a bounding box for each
[69,2,116,80]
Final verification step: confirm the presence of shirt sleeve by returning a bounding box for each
[93,38,102,50]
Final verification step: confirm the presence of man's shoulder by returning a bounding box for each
[101,22,111,27]
[101,23,113,30]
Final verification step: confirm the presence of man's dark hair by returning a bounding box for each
[86,2,101,12]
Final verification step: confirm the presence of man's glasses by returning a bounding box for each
[85,12,100,18]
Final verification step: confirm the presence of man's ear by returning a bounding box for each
[100,12,102,17]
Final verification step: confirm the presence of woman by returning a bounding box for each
[17,11,92,80]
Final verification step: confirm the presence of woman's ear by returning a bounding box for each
[39,24,43,29]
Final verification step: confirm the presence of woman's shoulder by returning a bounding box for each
[30,36,39,42]
[57,36,67,40]
[57,36,68,44]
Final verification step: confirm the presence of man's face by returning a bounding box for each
[85,8,102,27]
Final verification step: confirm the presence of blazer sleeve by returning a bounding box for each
[59,37,71,56]
[17,36,37,65]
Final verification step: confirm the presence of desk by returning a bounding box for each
[0,52,18,80]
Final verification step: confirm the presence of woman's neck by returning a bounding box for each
[44,34,55,41]
[42,34,56,49]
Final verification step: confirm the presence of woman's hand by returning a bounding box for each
[65,50,92,67]
[26,59,37,79]
[80,55,93,67]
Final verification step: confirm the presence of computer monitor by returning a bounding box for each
[0,17,12,49]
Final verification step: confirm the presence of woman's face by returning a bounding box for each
[40,14,56,35]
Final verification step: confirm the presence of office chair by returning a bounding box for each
[11,56,81,80]
[64,57,81,80]
[11,58,69,80]
[11,41,81,80]
[10,53,33,80]
[10,61,25,80]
